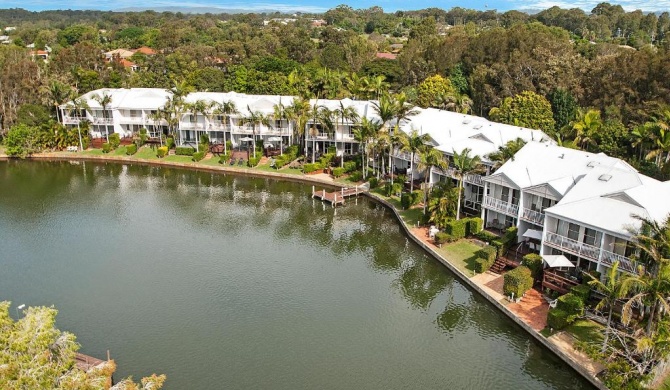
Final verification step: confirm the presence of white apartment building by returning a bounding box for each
[481,142,670,275]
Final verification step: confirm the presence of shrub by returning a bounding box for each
[434,232,456,245]
[327,146,336,154]
[400,193,413,209]
[274,157,287,169]
[465,218,483,236]
[102,143,111,153]
[385,182,402,197]
[126,144,138,155]
[332,167,345,178]
[476,246,497,263]
[156,146,168,158]
[218,153,231,164]
[444,219,467,239]
[586,270,601,283]
[410,190,423,205]
[571,284,591,303]
[198,143,209,153]
[343,161,357,173]
[368,177,379,188]
[556,293,584,320]
[247,156,261,167]
[349,171,363,182]
[199,133,209,145]
[192,151,206,162]
[166,137,175,150]
[547,309,571,330]
[109,133,120,149]
[474,230,498,243]
[303,163,318,173]
[475,258,495,273]
[522,253,543,280]
[138,128,148,146]
[503,266,533,298]
[175,146,195,156]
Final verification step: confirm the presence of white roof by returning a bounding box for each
[542,255,574,268]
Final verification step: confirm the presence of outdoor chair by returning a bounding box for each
[237,158,244,166]
[229,158,235,165]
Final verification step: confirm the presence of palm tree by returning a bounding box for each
[64,97,90,151]
[585,261,626,353]
[570,108,602,151]
[370,75,389,99]
[646,122,670,168]
[288,68,311,99]
[487,138,527,170]
[353,118,380,180]
[631,123,654,161]
[334,101,360,168]
[286,97,311,157]
[428,181,459,228]
[403,129,430,192]
[242,106,270,159]
[214,100,238,155]
[47,80,74,123]
[419,147,448,214]
[389,92,418,181]
[621,264,670,337]
[372,93,398,178]
[92,92,113,142]
[187,99,211,152]
[452,147,482,220]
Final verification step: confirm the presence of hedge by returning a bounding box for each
[474,230,499,243]
[444,219,467,239]
[303,163,318,173]
[465,217,483,235]
[570,284,591,303]
[102,143,111,153]
[503,266,533,298]
[476,246,497,263]
[343,161,357,173]
[156,146,168,158]
[475,258,495,273]
[175,146,195,156]
[109,133,120,149]
[385,182,402,197]
[547,309,571,330]
[125,144,137,155]
[434,232,456,245]
[192,151,206,162]
[166,137,175,150]
[218,153,231,164]
[556,292,584,319]
[332,167,345,178]
[247,156,261,167]
[368,177,379,189]
[522,253,543,280]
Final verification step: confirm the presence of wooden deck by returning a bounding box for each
[75,352,107,371]
[312,185,364,207]
[542,270,580,295]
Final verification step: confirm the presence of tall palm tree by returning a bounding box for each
[353,118,380,180]
[187,99,211,152]
[371,75,389,99]
[452,147,482,220]
[585,261,626,353]
[487,138,527,170]
[214,100,238,155]
[403,129,430,192]
[621,264,670,337]
[334,101,360,168]
[646,124,670,168]
[389,92,418,182]
[92,92,113,142]
[48,80,74,123]
[286,97,311,157]
[419,147,448,214]
[64,98,90,151]
[570,108,602,151]
[242,106,270,159]
[631,123,654,161]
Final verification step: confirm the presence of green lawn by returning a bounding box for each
[253,163,304,175]
[163,155,195,163]
[81,149,104,156]
[565,319,604,343]
[135,147,158,160]
[199,156,224,166]
[112,146,128,156]
[435,240,482,275]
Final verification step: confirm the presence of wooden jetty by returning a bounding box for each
[312,185,364,207]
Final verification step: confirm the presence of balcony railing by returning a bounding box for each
[483,195,519,216]
[231,125,255,134]
[393,150,420,163]
[121,117,144,124]
[263,127,291,136]
[520,207,545,226]
[63,116,82,124]
[180,123,207,130]
[601,250,640,273]
[341,133,355,141]
[92,117,114,125]
[544,232,600,262]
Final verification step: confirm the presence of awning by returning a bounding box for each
[522,228,543,241]
[239,137,253,142]
[267,136,282,142]
[542,254,575,268]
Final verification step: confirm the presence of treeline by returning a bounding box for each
[0,3,669,179]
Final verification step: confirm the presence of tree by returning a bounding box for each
[419,146,448,214]
[489,91,556,132]
[569,108,602,151]
[186,99,212,152]
[286,97,311,156]
[64,97,90,151]
[549,88,578,136]
[92,92,113,142]
[487,138,526,169]
[0,301,165,389]
[4,124,41,158]
[353,118,380,179]
[452,147,481,220]
[585,261,626,353]
[645,108,670,168]
[334,101,359,167]
[403,129,430,192]
[214,100,238,155]
[416,74,456,108]
[242,106,270,159]
[428,181,459,228]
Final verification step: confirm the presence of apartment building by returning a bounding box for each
[481,142,670,275]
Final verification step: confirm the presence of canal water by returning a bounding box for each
[0,160,592,389]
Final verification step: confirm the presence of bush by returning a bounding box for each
[303,163,318,173]
[126,144,137,155]
[522,253,543,280]
[547,309,571,330]
[109,133,120,149]
[156,146,168,158]
[166,137,175,150]
[556,293,584,320]
[175,146,195,156]
[368,177,379,188]
[434,232,456,245]
[411,190,423,205]
[199,133,209,145]
[192,151,206,162]
[444,219,467,239]
[476,246,497,263]
[343,161,357,173]
[465,218,483,236]
[349,171,363,182]
[475,258,495,273]
[138,128,148,146]
[332,167,345,178]
[474,230,499,243]
[400,193,411,209]
[248,156,261,167]
[218,153,231,164]
[326,146,336,154]
[503,266,533,298]
[102,143,111,153]
[571,284,591,303]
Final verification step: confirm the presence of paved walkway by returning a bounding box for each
[548,332,605,377]
[508,288,550,331]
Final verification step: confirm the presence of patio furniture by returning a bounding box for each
[237,158,244,166]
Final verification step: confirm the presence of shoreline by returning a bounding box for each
[2,151,605,389]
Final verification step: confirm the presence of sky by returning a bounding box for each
[1,0,668,13]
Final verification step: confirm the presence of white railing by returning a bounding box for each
[231,125,255,134]
[544,232,600,262]
[122,117,144,124]
[180,123,207,130]
[63,116,82,125]
[393,150,420,163]
[263,127,291,136]
[435,166,483,186]
[92,117,114,125]
[520,207,545,226]
[341,133,355,141]
[600,250,640,273]
[483,195,519,216]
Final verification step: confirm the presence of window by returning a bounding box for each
[541,197,553,210]
[583,228,602,247]
[567,223,580,241]
[501,186,510,203]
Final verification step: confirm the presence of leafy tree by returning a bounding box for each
[548,88,578,136]
[428,181,459,228]
[403,129,430,192]
[487,138,526,169]
[569,108,602,151]
[489,91,556,132]
[4,124,41,158]
[15,104,51,128]
[416,74,456,108]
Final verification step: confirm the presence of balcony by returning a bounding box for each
[231,125,255,134]
[436,166,484,186]
[92,117,114,125]
[121,117,145,124]
[483,195,519,216]
[520,207,545,226]
[63,116,82,125]
[341,133,355,141]
[180,123,207,130]
[393,150,420,164]
[601,250,641,273]
[263,127,291,136]
[544,232,600,262]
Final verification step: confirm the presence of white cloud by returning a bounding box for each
[512,0,670,12]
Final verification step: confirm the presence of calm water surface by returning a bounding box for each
[0,161,593,389]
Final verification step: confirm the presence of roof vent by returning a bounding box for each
[462,119,471,124]
[473,124,482,130]
[598,174,612,182]
[558,153,565,159]
[587,161,596,168]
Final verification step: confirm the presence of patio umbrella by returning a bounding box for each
[542,254,575,268]
[522,228,543,241]
[268,136,283,155]
[240,137,253,142]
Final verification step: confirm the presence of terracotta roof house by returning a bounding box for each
[132,46,157,55]
[375,52,397,60]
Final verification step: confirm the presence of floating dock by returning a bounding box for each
[312,185,365,207]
